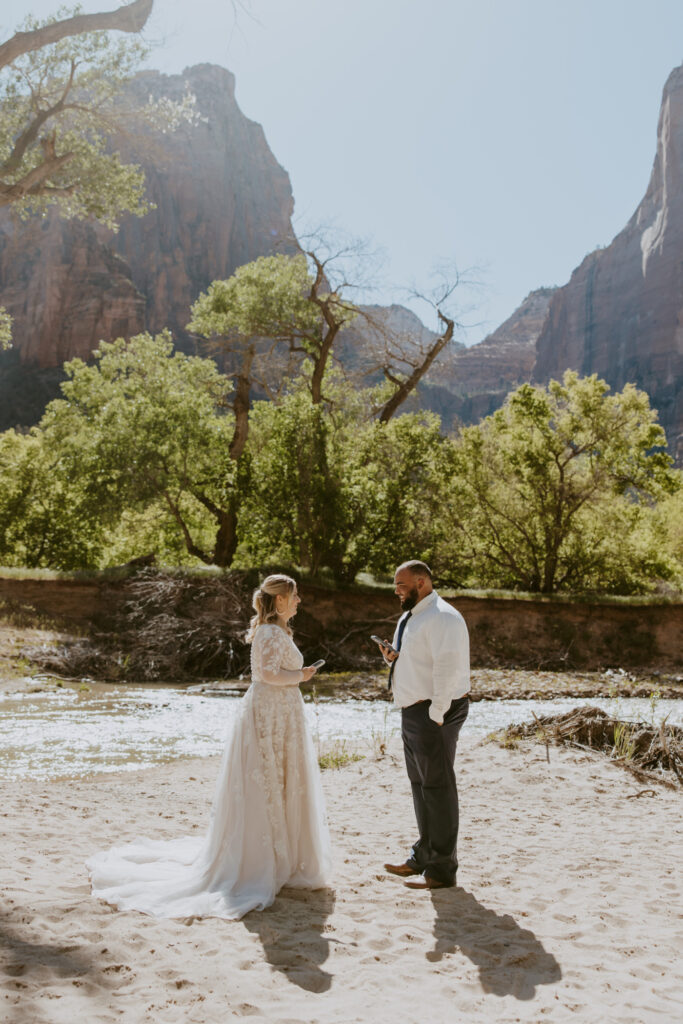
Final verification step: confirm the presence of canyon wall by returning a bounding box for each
[420,288,556,426]
[533,66,683,461]
[0,64,296,428]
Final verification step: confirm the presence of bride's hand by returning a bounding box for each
[301,665,318,682]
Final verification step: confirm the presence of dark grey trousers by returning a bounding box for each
[401,696,469,884]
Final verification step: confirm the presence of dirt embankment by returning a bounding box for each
[297,584,682,673]
[1,575,681,682]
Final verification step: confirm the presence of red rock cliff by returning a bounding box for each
[0,64,296,426]
[419,288,556,426]
[533,65,683,461]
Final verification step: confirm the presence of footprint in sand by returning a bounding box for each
[3,964,26,977]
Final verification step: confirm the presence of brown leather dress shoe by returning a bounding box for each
[404,876,455,890]
[384,862,421,877]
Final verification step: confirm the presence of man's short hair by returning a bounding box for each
[395,559,433,580]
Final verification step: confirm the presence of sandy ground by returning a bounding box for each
[1,734,682,1024]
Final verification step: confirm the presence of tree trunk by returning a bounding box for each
[228,346,254,460]
[212,508,239,568]
[310,327,338,404]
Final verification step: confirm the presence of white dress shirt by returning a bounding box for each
[391,590,470,724]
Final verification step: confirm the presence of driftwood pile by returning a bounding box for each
[23,569,253,682]
[502,705,683,785]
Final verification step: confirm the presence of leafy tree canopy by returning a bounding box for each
[35,332,236,567]
[0,307,11,350]
[188,253,321,344]
[0,1,197,228]
[188,252,359,405]
[439,371,680,593]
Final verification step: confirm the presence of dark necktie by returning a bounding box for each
[388,610,412,690]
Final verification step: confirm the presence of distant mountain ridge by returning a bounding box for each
[418,287,556,428]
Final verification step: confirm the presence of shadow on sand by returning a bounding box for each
[242,886,336,993]
[426,888,562,999]
[0,904,118,1024]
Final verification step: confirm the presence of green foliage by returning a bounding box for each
[317,738,363,770]
[0,307,11,349]
[334,410,451,579]
[240,378,450,581]
[188,253,358,404]
[0,429,103,568]
[1,4,197,227]
[240,388,342,574]
[436,372,680,593]
[0,343,679,598]
[0,333,236,569]
[652,488,683,582]
[612,722,637,761]
[188,254,319,342]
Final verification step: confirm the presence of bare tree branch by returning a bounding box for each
[0,139,75,203]
[377,309,455,423]
[0,60,77,175]
[0,0,153,70]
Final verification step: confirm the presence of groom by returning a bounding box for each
[380,560,470,890]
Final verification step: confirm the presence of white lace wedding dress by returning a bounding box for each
[87,624,332,919]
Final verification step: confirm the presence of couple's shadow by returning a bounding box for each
[242,886,335,993]
[240,885,561,1000]
[427,887,562,999]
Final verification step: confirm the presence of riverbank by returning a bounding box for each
[2,620,682,701]
[2,572,682,675]
[2,734,681,1023]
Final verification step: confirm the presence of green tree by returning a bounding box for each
[0,1,170,226]
[439,371,680,593]
[0,429,104,568]
[240,388,343,576]
[651,488,683,587]
[333,410,452,579]
[240,377,451,582]
[188,251,359,408]
[4,332,240,569]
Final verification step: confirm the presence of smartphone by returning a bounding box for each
[370,635,398,655]
[311,659,326,669]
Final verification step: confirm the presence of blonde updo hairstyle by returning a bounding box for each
[246,574,297,642]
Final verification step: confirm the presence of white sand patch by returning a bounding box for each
[1,735,681,1023]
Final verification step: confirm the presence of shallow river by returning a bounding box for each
[1,681,681,781]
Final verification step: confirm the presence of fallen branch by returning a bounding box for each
[497,706,683,787]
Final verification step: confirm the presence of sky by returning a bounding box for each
[6,0,683,341]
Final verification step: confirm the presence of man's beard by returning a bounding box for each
[400,587,419,610]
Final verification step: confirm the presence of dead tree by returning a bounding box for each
[365,271,466,423]
[377,308,454,422]
[287,235,379,405]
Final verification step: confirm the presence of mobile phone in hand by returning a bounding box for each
[311,659,326,669]
[370,635,398,655]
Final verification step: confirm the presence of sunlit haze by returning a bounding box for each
[6,0,683,340]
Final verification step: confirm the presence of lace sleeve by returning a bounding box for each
[252,625,303,686]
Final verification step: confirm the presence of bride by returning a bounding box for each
[87,574,332,919]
